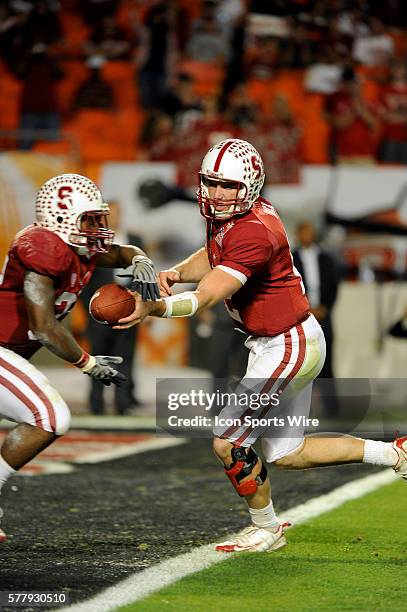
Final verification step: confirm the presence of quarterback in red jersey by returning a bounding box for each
[118,139,407,553]
[0,173,159,543]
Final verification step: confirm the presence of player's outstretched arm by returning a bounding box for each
[95,244,146,268]
[24,272,126,386]
[158,247,211,296]
[114,267,242,329]
[95,244,160,301]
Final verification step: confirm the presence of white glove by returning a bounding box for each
[81,355,126,386]
[118,255,160,301]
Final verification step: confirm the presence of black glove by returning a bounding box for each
[118,255,160,301]
[82,355,127,386]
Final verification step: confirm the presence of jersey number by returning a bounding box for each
[28,292,78,341]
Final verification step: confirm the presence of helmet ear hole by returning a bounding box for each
[56,216,63,223]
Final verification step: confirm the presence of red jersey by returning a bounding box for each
[206,198,310,337]
[380,83,407,142]
[0,225,97,359]
[325,91,378,157]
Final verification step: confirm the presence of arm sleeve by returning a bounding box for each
[220,224,273,279]
[16,230,71,279]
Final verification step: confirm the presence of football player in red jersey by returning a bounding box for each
[117,139,407,553]
[0,173,159,543]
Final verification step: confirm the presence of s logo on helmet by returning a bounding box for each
[57,186,73,210]
[251,156,262,179]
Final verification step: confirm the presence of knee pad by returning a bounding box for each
[224,445,268,497]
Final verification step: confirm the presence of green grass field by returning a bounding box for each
[121,480,406,612]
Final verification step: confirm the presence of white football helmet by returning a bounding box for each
[198,139,265,220]
[35,173,114,255]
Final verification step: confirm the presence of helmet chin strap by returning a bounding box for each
[211,203,235,219]
[74,245,91,257]
[69,233,96,257]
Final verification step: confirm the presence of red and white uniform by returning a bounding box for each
[0,225,97,434]
[0,225,96,359]
[208,198,326,460]
[207,197,310,337]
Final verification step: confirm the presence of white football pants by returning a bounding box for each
[0,347,71,435]
[213,314,326,462]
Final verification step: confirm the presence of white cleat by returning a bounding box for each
[393,436,407,480]
[216,523,287,553]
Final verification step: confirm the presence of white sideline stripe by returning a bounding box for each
[59,468,396,612]
[282,468,395,525]
[72,437,187,464]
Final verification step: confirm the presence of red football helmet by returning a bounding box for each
[198,139,265,220]
[35,173,114,255]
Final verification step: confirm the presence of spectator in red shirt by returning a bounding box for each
[324,67,380,163]
[242,93,301,184]
[379,60,407,164]
[172,94,235,189]
[139,112,175,161]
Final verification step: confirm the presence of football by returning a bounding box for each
[89,283,135,325]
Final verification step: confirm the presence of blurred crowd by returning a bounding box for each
[1,0,407,176]
[4,0,404,412]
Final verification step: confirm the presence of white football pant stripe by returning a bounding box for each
[0,347,71,435]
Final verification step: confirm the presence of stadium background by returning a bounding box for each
[0,1,407,610]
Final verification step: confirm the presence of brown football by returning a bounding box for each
[89,283,135,325]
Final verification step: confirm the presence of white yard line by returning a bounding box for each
[72,437,187,464]
[8,438,187,476]
[60,469,397,612]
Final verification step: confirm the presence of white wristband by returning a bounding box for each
[80,355,97,373]
[162,291,198,318]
